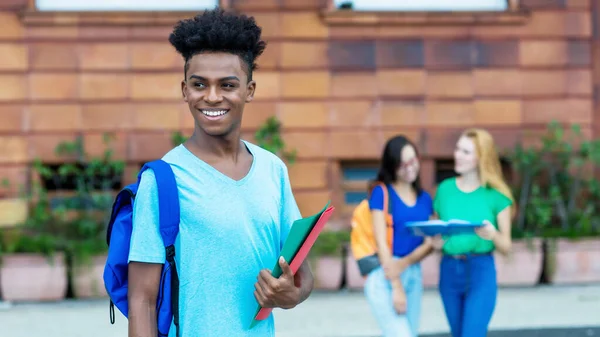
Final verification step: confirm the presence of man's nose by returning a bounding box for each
[205,86,222,103]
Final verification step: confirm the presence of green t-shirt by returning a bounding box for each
[433,177,513,255]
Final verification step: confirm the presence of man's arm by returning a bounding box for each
[127,262,162,337]
[127,169,168,336]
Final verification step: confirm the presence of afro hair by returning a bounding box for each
[169,8,266,81]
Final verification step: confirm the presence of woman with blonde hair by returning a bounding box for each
[433,128,514,337]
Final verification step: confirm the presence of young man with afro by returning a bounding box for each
[126,8,314,337]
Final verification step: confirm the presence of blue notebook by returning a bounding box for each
[406,219,483,236]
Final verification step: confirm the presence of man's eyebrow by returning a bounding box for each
[220,76,240,82]
[188,75,206,81]
[188,75,240,81]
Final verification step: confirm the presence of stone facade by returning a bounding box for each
[0,0,599,226]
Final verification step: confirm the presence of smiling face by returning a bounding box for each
[454,135,479,175]
[181,52,256,138]
[396,144,420,184]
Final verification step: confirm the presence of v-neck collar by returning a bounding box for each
[179,139,257,186]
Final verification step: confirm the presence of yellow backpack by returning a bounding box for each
[349,183,394,276]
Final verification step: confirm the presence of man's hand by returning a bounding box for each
[254,257,301,310]
[383,258,409,280]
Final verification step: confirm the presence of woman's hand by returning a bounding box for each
[475,220,498,241]
[431,235,445,250]
[383,258,409,280]
[392,286,407,314]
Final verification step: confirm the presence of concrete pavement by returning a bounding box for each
[424,328,600,337]
[0,284,598,337]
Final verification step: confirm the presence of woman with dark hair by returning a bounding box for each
[365,135,434,337]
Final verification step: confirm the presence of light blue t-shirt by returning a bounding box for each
[128,140,302,337]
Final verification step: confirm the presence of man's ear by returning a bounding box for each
[245,80,256,103]
[181,80,188,102]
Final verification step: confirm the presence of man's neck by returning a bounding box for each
[186,128,243,161]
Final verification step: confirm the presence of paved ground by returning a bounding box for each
[423,328,600,337]
[1,284,599,337]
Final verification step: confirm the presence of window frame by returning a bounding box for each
[34,0,222,12]
[335,160,380,218]
[332,0,513,12]
[20,0,231,26]
[322,0,529,26]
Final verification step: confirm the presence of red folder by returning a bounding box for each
[253,205,335,322]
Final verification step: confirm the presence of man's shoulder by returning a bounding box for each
[134,145,188,185]
[161,144,188,164]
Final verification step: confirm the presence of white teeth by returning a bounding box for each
[202,110,227,117]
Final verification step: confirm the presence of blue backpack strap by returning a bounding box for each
[138,159,181,337]
[138,160,180,246]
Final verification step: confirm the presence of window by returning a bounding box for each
[36,0,219,11]
[334,0,508,12]
[339,161,379,215]
[434,158,513,186]
[435,159,457,185]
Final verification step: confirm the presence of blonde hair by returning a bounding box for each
[462,128,515,215]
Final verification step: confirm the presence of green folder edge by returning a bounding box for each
[248,200,331,329]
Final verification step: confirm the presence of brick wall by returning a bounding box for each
[0,0,597,227]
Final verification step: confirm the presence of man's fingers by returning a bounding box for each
[255,281,266,298]
[259,269,279,291]
[254,282,268,306]
[279,256,293,278]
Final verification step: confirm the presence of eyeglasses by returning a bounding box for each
[399,157,418,170]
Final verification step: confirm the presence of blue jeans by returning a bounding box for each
[439,254,497,337]
[364,263,422,337]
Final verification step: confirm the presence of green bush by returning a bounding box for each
[254,117,297,164]
[4,133,125,265]
[506,121,600,239]
[310,230,350,258]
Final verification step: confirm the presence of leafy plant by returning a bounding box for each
[255,116,297,164]
[171,131,188,147]
[24,133,124,265]
[0,177,66,258]
[0,229,60,257]
[506,121,600,239]
[310,230,350,258]
[0,178,9,198]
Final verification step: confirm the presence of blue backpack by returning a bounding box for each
[103,159,181,337]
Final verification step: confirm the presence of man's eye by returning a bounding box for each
[223,83,235,88]
[194,83,205,88]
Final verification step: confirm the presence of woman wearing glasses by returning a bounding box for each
[365,135,434,337]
